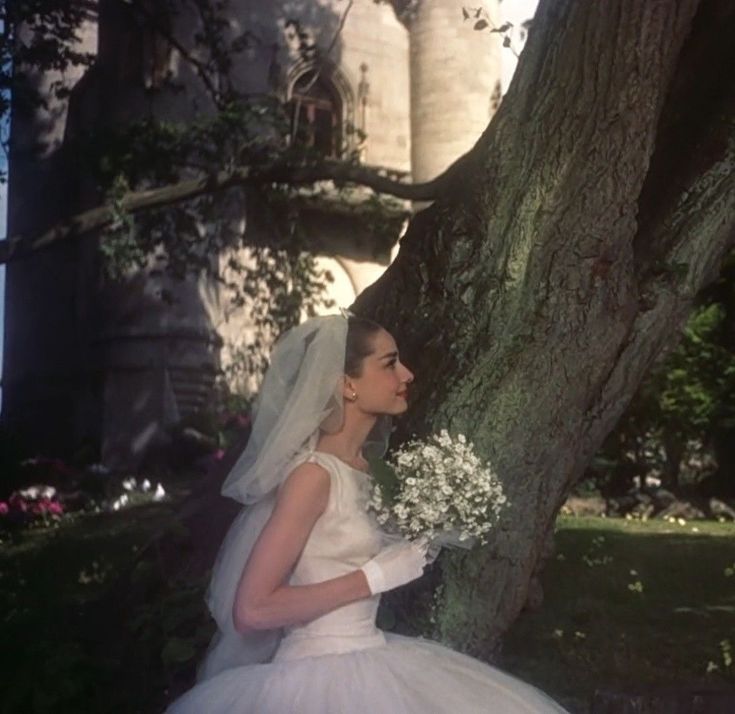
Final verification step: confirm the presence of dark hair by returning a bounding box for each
[345,316,383,377]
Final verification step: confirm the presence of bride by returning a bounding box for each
[167,313,569,713]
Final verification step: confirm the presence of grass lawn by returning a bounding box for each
[1,507,733,713]
[501,516,735,713]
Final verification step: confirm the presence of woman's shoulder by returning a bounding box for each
[282,457,331,487]
[280,451,346,512]
[286,450,343,478]
[276,459,331,516]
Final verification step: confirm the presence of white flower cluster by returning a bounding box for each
[110,478,166,511]
[369,430,508,547]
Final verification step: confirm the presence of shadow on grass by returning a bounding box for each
[500,518,735,713]
[0,501,212,714]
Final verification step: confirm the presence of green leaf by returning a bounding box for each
[376,603,396,631]
[367,457,399,505]
[161,637,197,665]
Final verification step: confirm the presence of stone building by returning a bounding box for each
[4,0,531,470]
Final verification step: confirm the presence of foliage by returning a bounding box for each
[84,98,337,382]
[462,5,520,55]
[0,452,177,541]
[8,0,386,389]
[590,271,735,492]
[1,0,97,176]
[0,498,212,714]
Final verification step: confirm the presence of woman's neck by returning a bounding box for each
[317,410,377,463]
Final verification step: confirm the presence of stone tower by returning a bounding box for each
[408,0,502,182]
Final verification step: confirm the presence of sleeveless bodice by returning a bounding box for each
[273,451,386,662]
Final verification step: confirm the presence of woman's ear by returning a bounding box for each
[342,375,358,402]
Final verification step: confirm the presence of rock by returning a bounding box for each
[709,497,735,521]
[657,500,706,521]
[607,495,638,516]
[561,496,607,517]
[649,487,676,509]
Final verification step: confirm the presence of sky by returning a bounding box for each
[500,0,540,92]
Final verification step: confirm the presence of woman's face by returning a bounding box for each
[347,329,414,416]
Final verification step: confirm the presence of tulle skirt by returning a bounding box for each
[167,633,568,713]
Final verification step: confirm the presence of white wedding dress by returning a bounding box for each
[168,451,569,713]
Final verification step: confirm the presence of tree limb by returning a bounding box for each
[0,154,469,264]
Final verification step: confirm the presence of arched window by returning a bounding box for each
[289,72,342,157]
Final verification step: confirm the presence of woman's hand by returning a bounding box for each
[359,540,429,595]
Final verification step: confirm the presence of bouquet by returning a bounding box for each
[367,430,508,549]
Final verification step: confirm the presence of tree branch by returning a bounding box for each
[0,154,469,264]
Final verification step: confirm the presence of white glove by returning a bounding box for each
[360,540,429,595]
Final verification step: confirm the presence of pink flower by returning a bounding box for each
[221,412,251,430]
[30,499,48,515]
[0,502,8,515]
[213,449,226,461]
[47,501,64,515]
[9,493,28,512]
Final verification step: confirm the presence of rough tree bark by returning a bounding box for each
[355,0,735,657]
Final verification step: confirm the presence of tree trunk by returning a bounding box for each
[356,0,735,657]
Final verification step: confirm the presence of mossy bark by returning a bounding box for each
[356,0,735,658]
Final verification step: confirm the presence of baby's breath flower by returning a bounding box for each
[367,431,509,549]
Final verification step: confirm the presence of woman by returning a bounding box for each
[167,313,569,713]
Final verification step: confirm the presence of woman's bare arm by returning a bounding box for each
[232,462,371,633]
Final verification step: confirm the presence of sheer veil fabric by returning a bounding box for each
[200,314,389,681]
